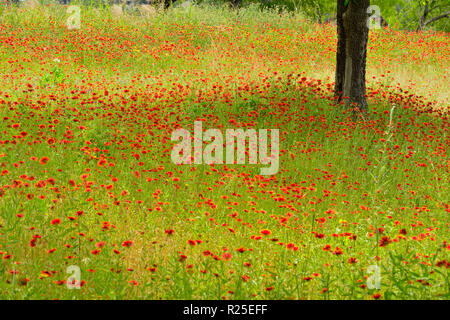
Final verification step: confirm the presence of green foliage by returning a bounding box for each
[6,0,447,31]
[392,0,450,32]
[39,60,66,87]
[241,0,449,31]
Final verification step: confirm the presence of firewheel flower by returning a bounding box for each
[39,157,50,164]
[50,219,61,225]
[121,240,133,247]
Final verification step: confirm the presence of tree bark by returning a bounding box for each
[334,0,347,101]
[334,0,370,112]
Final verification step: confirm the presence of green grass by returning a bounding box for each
[0,2,448,300]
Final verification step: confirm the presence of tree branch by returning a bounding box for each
[425,11,450,26]
[428,0,440,13]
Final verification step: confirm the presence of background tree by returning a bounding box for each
[230,0,243,8]
[416,0,449,30]
[334,0,370,112]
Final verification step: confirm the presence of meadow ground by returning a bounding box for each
[0,3,448,299]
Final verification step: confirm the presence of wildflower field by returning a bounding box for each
[0,3,448,300]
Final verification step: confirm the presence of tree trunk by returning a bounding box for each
[334,0,347,101]
[334,0,370,112]
[163,0,171,10]
[230,0,243,8]
[417,1,430,31]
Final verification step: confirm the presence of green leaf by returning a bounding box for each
[344,0,350,6]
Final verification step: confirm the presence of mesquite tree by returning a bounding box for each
[334,0,370,111]
[416,0,450,31]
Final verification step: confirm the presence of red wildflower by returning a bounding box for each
[121,240,133,248]
[379,236,392,247]
[39,157,49,164]
[222,252,232,261]
[50,219,61,225]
